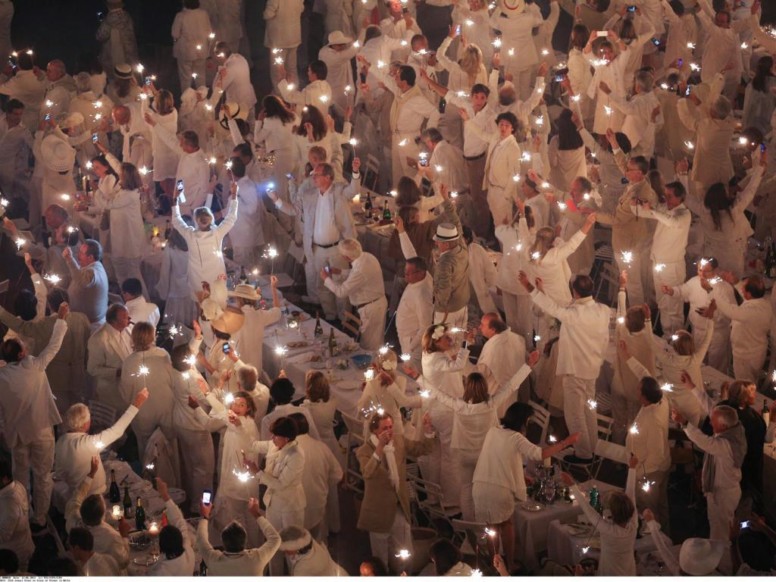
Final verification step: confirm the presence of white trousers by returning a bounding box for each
[390,136,420,190]
[266,503,305,575]
[311,245,342,320]
[486,185,512,228]
[502,290,533,347]
[176,427,215,513]
[369,504,413,571]
[707,487,741,541]
[562,376,598,459]
[13,428,55,525]
[269,48,299,88]
[456,448,479,521]
[358,296,388,351]
[421,403,461,508]
[732,347,767,384]
[653,260,685,336]
[176,58,206,94]
[615,245,649,308]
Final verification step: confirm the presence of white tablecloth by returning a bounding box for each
[514,479,620,570]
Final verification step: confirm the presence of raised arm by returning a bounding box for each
[32,316,67,371]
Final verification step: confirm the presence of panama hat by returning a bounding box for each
[433,222,460,242]
[210,307,245,335]
[278,526,312,552]
[328,31,353,46]
[114,63,132,79]
[41,134,76,173]
[228,284,260,302]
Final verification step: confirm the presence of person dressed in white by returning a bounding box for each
[0,460,34,572]
[495,207,534,345]
[660,256,733,373]
[675,405,747,541]
[632,177,691,336]
[395,257,434,368]
[321,238,387,350]
[277,60,333,109]
[140,87,179,196]
[463,226,498,316]
[0,302,68,529]
[271,162,356,319]
[197,496,281,576]
[0,52,45,131]
[489,0,544,100]
[0,99,32,202]
[286,412,343,542]
[227,158,264,267]
[319,32,358,112]
[277,525,347,575]
[710,274,773,383]
[520,272,610,463]
[87,304,132,411]
[171,0,212,92]
[229,278,281,377]
[264,0,304,87]
[171,184,238,307]
[54,388,148,497]
[121,278,159,327]
[585,31,630,134]
[147,478,197,576]
[473,402,579,571]
[477,313,527,413]
[430,353,538,521]
[561,460,639,575]
[212,42,257,115]
[300,371,345,470]
[110,104,153,181]
[119,323,176,457]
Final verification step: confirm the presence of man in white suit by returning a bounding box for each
[87,304,132,412]
[0,301,68,530]
[264,0,304,87]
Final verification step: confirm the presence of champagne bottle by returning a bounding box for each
[382,200,392,221]
[328,327,338,358]
[314,312,324,339]
[108,469,121,504]
[135,497,146,531]
[364,191,373,219]
[123,485,133,519]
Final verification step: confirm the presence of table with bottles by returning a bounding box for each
[512,469,621,570]
[101,459,197,575]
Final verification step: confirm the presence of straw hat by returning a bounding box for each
[114,63,132,79]
[210,307,245,335]
[278,526,312,552]
[678,538,726,576]
[228,284,260,302]
[40,135,76,173]
[433,223,460,242]
[328,31,353,46]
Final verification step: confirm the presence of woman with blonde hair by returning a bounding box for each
[302,370,343,466]
[142,86,180,202]
[119,322,176,456]
[424,352,539,520]
[436,27,488,94]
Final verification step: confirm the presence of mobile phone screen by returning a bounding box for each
[202,490,212,505]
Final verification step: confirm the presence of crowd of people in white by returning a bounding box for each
[0,0,775,575]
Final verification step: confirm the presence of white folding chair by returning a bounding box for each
[408,474,460,531]
[527,401,551,445]
[451,518,491,558]
[559,412,616,481]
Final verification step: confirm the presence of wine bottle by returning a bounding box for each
[135,497,146,531]
[239,266,248,285]
[314,312,324,339]
[123,485,133,519]
[108,469,121,504]
[364,191,373,219]
[382,200,392,221]
[763,402,771,427]
[328,327,338,358]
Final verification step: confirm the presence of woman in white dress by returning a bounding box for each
[472,402,578,571]
[254,95,298,200]
[426,351,538,520]
[435,27,488,95]
[561,460,639,576]
[101,161,149,297]
[547,109,587,193]
[142,88,180,205]
[293,106,331,181]
[156,228,197,326]
[302,371,343,466]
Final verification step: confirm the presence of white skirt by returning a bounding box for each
[472,482,515,524]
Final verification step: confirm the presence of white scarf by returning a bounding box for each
[370,435,400,494]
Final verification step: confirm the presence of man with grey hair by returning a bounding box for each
[599,69,663,159]
[42,59,76,120]
[64,239,109,330]
[321,238,387,350]
[673,404,747,541]
[275,162,356,320]
[69,72,115,136]
[54,388,149,497]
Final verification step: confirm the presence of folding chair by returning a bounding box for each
[341,411,366,494]
[558,412,616,481]
[451,518,492,559]
[408,474,460,531]
[88,400,117,434]
[593,261,620,306]
[341,310,361,340]
[527,401,551,445]
[362,155,380,193]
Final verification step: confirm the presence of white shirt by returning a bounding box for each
[125,296,160,329]
[427,140,467,194]
[479,329,526,394]
[147,498,196,576]
[530,291,610,379]
[230,175,264,248]
[610,90,663,157]
[232,305,281,375]
[196,516,280,576]
[635,202,691,264]
[295,433,343,528]
[171,7,212,61]
[324,252,386,307]
[445,95,495,158]
[685,423,742,490]
[625,361,671,474]
[278,78,332,108]
[713,293,773,366]
[396,274,434,356]
[318,45,357,109]
[472,427,542,501]
[216,53,257,111]
[0,319,65,446]
[174,149,211,215]
[468,242,498,313]
[83,552,120,576]
[54,405,139,496]
[0,117,32,178]
[251,438,306,511]
[312,186,342,246]
[383,78,440,135]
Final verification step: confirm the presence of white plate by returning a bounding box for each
[520,502,543,512]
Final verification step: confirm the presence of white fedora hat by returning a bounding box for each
[41,135,76,173]
[278,526,312,552]
[433,222,460,242]
[328,31,353,46]
[678,538,726,576]
[228,284,260,302]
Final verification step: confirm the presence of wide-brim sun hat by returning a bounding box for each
[40,135,76,173]
[433,222,460,242]
[678,538,726,576]
[228,284,260,302]
[328,31,353,46]
[210,307,245,335]
[278,526,312,552]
